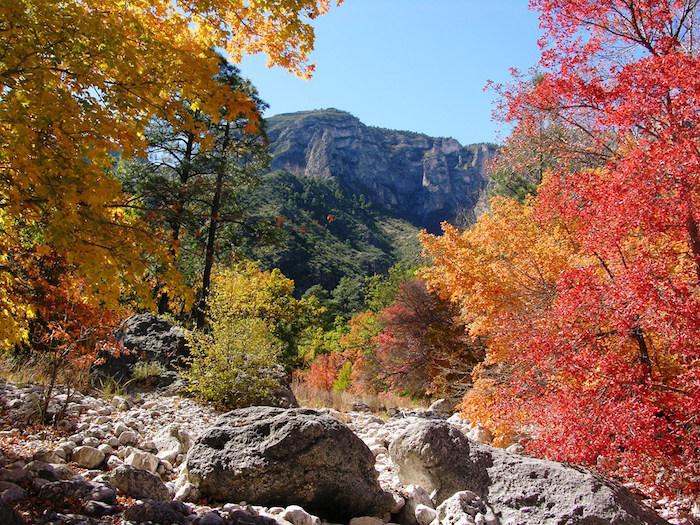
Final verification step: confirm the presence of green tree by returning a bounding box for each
[364,264,417,312]
[118,58,274,323]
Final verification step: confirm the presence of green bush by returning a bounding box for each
[333,360,352,392]
[183,317,282,409]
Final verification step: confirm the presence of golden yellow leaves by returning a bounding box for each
[0,0,336,348]
[420,196,575,340]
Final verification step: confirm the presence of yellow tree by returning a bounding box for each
[205,261,322,367]
[0,0,337,347]
[420,196,578,443]
[421,197,576,353]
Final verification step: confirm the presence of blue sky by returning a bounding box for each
[239,1,542,145]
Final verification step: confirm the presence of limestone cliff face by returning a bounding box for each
[266,109,496,232]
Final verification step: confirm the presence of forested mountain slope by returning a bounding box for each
[246,109,497,293]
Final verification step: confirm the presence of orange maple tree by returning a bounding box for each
[422,0,700,496]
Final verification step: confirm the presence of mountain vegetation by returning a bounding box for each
[421,0,700,499]
[243,171,422,294]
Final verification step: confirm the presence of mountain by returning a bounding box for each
[266,109,497,232]
[243,172,422,293]
[245,109,496,295]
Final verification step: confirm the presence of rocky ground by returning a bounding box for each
[0,379,696,525]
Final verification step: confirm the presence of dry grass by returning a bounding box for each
[0,354,45,386]
[0,353,91,391]
[292,380,427,414]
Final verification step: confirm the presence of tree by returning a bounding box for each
[486,70,614,204]
[521,0,700,495]
[184,315,282,409]
[304,351,346,392]
[22,254,125,422]
[510,0,700,281]
[374,280,484,399]
[487,116,603,202]
[424,194,700,495]
[364,264,417,312]
[421,0,700,496]
[204,261,322,368]
[421,196,577,439]
[119,59,273,324]
[0,0,337,349]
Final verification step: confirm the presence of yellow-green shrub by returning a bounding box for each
[208,262,322,368]
[132,361,164,381]
[184,317,282,409]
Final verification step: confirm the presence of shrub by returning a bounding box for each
[132,361,164,381]
[333,361,352,392]
[183,317,282,409]
[207,262,322,368]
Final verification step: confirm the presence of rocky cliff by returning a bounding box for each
[266,109,497,232]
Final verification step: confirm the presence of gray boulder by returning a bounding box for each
[186,407,394,520]
[389,420,668,525]
[122,500,190,524]
[427,399,454,415]
[72,446,105,469]
[389,420,491,504]
[94,313,187,382]
[108,464,170,501]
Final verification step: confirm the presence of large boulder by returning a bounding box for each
[94,313,188,382]
[389,420,491,504]
[185,407,394,521]
[389,420,668,525]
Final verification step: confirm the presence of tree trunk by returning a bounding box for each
[195,123,230,328]
[172,132,195,247]
[631,325,652,381]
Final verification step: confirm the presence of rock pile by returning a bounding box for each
[0,380,674,525]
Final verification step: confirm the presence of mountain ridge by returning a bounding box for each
[264,108,497,233]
